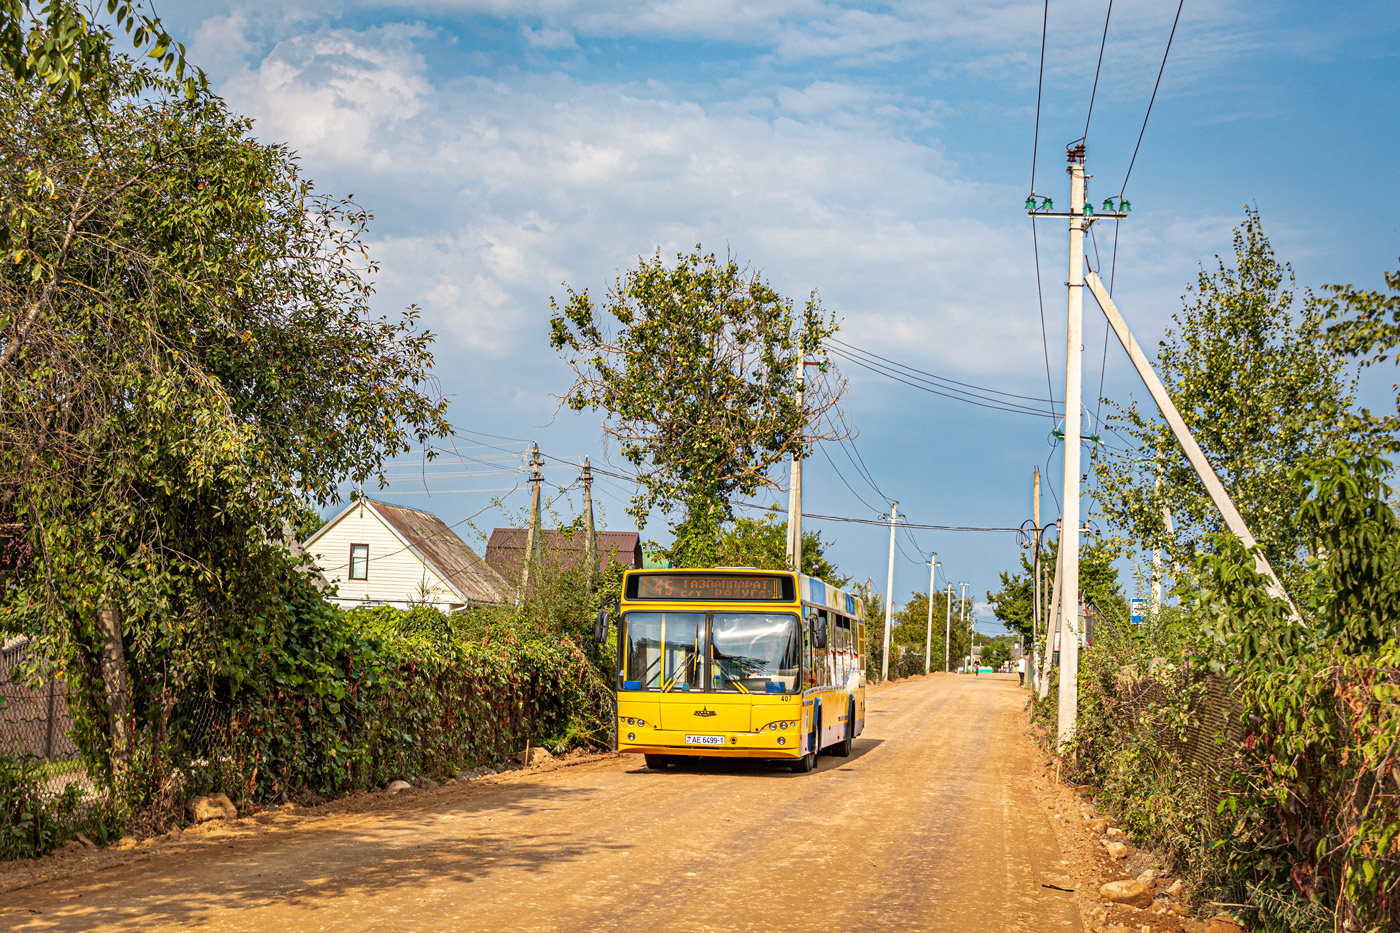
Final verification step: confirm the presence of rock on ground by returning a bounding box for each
[1098,879,1153,908]
[186,793,237,823]
[385,780,412,796]
[518,747,553,767]
[1105,841,1128,859]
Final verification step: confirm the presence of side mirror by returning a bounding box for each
[594,607,610,645]
[814,616,828,650]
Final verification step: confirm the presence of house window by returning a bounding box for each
[349,544,369,580]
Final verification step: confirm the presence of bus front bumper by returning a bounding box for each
[617,728,804,760]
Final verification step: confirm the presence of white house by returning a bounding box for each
[305,498,508,611]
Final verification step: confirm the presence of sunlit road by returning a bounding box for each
[3,673,1081,932]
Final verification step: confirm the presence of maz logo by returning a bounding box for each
[693,707,717,718]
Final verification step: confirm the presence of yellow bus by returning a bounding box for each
[595,568,867,773]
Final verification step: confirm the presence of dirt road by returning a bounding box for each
[1,673,1082,932]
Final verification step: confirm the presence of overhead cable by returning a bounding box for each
[1119,0,1186,197]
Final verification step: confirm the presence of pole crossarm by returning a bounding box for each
[1082,269,1302,622]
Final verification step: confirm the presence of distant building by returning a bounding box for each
[484,528,644,587]
[305,498,508,611]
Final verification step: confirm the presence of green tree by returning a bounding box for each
[1321,259,1400,445]
[986,537,1126,640]
[712,513,849,584]
[891,588,964,674]
[548,248,845,566]
[981,639,1011,672]
[0,40,449,770]
[0,0,205,104]
[1092,208,1366,582]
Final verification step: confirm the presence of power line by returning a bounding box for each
[1030,219,1059,427]
[1029,0,1049,194]
[832,349,1057,419]
[1082,0,1114,145]
[1118,0,1185,197]
[831,338,1056,406]
[1094,219,1123,430]
[314,492,519,574]
[818,443,883,515]
[734,500,1021,534]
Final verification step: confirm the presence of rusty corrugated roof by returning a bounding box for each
[484,528,642,583]
[369,500,509,605]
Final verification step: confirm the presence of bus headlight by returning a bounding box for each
[637,719,646,727]
[627,732,635,742]
[627,718,635,726]
[777,737,786,745]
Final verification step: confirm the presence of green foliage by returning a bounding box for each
[710,514,849,584]
[889,588,966,675]
[549,248,844,566]
[1068,451,1400,933]
[0,22,448,779]
[987,536,1126,642]
[1092,208,1367,582]
[0,0,207,104]
[981,640,1010,671]
[1321,259,1400,398]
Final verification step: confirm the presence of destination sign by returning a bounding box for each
[632,573,792,602]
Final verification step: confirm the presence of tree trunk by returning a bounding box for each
[96,605,132,778]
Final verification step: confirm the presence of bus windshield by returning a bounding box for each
[711,613,800,695]
[622,612,705,691]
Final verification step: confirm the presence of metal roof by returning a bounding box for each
[360,499,509,605]
[485,528,643,583]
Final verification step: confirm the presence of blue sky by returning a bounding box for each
[163,1,1400,633]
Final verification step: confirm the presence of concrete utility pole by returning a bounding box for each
[924,553,939,674]
[519,442,544,606]
[944,583,954,673]
[881,501,898,681]
[1032,468,1042,692]
[1054,147,1087,748]
[1083,269,1300,620]
[959,581,970,671]
[785,340,804,572]
[1151,464,1163,613]
[582,457,596,591]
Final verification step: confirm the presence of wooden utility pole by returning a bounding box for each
[519,442,543,605]
[924,553,939,674]
[582,457,597,591]
[785,340,804,572]
[881,500,898,681]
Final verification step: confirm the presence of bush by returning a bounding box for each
[1062,453,1400,933]
[1,565,616,859]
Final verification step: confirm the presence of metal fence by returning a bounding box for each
[0,635,87,796]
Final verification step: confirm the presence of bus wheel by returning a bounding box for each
[789,751,815,773]
[644,754,673,770]
[831,711,854,758]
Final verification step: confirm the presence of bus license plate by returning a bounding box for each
[685,734,725,746]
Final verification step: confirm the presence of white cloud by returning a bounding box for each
[199,12,1270,431]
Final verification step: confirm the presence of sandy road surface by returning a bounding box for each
[1,673,1081,932]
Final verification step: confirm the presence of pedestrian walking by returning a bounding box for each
[1017,655,1026,686]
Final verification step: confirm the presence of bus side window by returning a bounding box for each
[803,609,815,688]
[818,610,835,686]
[837,616,853,682]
